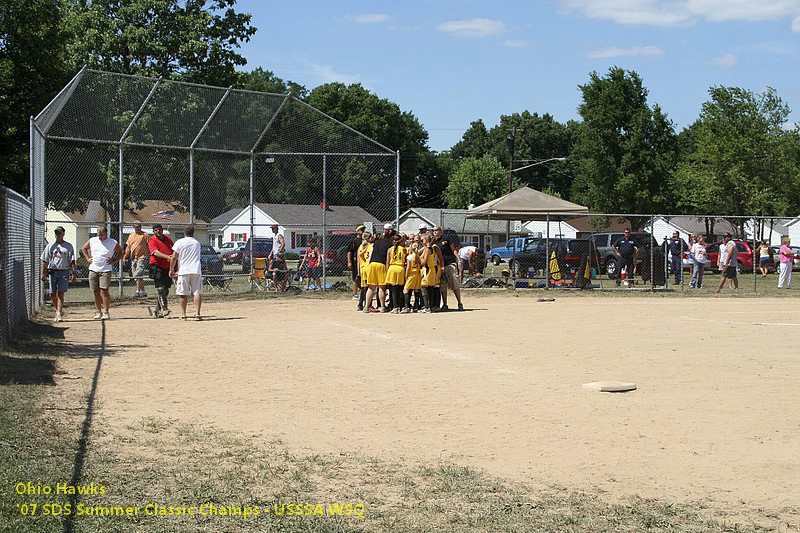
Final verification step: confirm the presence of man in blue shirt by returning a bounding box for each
[668,231,688,285]
[612,229,638,285]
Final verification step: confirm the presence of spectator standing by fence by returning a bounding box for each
[689,236,707,288]
[612,229,638,285]
[758,241,771,277]
[778,236,793,289]
[268,225,285,260]
[347,226,364,299]
[125,221,150,297]
[148,223,174,318]
[82,226,123,320]
[715,233,739,294]
[668,232,688,285]
[40,226,77,322]
[170,225,203,320]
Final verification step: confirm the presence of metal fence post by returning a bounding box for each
[395,150,400,227]
[650,215,655,292]
[118,143,124,299]
[29,117,36,316]
[752,222,758,293]
[189,149,194,224]
[249,153,255,291]
[545,214,550,290]
[322,154,327,290]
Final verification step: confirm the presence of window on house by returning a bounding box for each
[297,233,314,247]
[231,232,247,241]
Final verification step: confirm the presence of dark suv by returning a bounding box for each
[241,237,273,273]
[508,238,598,278]
[592,232,653,278]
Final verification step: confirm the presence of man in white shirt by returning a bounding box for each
[268,224,285,260]
[170,225,203,320]
[81,226,124,320]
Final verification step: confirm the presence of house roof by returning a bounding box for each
[655,215,740,236]
[565,216,631,233]
[57,199,207,226]
[401,208,528,234]
[209,208,242,230]
[467,186,588,220]
[254,203,380,228]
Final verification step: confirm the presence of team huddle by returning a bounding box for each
[353,223,465,313]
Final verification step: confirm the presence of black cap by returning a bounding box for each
[152,223,163,230]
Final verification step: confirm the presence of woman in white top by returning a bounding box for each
[689,236,707,289]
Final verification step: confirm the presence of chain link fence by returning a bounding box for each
[31,68,399,303]
[417,210,798,294]
[1,187,35,346]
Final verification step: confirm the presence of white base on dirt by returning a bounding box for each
[582,380,637,392]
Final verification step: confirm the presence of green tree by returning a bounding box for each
[450,113,575,198]
[236,67,307,98]
[570,67,678,222]
[673,86,800,219]
[444,156,520,209]
[306,82,431,208]
[0,0,71,192]
[64,0,257,86]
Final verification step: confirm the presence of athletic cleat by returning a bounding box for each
[352,294,359,300]
[357,305,363,311]
[421,308,430,313]
[441,304,449,312]
[400,308,411,314]
[153,309,162,319]
[380,306,390,313]
[93,311,102,320]
[161,310,171,319]
[54,312,63,322]
[101,312,110,320]
[458,303,464,311]
[363,307,371,313]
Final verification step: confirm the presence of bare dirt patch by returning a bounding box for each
[54,294,800,526]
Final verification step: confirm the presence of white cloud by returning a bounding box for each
[587,45,666,58]
[561,0,800,27]
[297,59,362,85]
[561,0,693,26]
[349,14,390,24]
[436,19,509,37]
[503,39,532,48]
[688,0,800,22]
[781,121,798,131]
[793,15,800,31]
[713,53,738,68]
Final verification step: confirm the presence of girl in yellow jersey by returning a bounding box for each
[356,232,373,311]
[419,234,440,313]
[402,238,422,313]
[385,233,407,313]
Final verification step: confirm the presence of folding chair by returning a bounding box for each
[249,257,271,291]
[203,275,232,292]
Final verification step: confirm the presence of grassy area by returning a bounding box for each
[2,320,793,532]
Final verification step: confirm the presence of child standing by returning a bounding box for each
[385,233,407,313]
[299,239,322,290]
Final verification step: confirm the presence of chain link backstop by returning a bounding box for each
[31,68,399,303]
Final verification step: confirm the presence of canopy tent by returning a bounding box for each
[466,186,588,221]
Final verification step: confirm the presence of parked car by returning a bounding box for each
[489,237,539,265]
[241,238,273,273]
[200,245,224,275]
[508,238,599,278]
[771,245,800,270]
[705,240,755,273]
[221,244,246,264]
[216,241,246,254]
[592,231,654,277]
[321,234,359,275]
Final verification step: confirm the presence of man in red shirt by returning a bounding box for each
[148,223,174,318]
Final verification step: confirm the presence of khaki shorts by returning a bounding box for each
[440,263,459,290]
[131,257,148,278]
[176,273,203,296]
[88,271,112,290]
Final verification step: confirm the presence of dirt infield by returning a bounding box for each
[57,294,800,522]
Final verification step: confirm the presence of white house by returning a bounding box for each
[211,203,381,254]
[398,208,529,250]
[522,220,578,239]
[644,215,739,244]
[745,218,791,246]
[785,216,800,245]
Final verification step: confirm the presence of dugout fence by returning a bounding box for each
[30,68,399,304]
[438,210,798,294]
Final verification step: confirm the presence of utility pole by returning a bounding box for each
[505,126,517,241]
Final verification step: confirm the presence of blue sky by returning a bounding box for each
[237,1,800,152]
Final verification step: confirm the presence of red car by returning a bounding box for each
[706,240,755,273]
[221,245,246,264]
